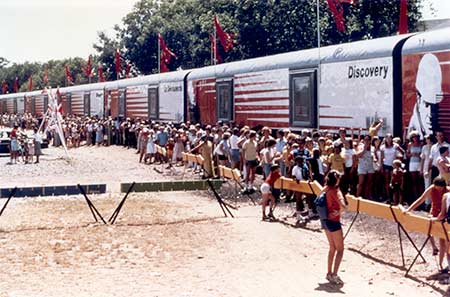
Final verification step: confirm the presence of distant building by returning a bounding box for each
[418,18,450,31]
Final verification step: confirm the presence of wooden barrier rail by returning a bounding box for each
[273,177,450,240]
[155,145,167,157]
[218,165,241,182]
[182,152,205,166]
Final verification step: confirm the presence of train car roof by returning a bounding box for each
[188,34,411,80]
[402,26,450,54]
[104,70,189,90]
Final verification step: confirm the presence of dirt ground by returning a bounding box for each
[0,146,449,296]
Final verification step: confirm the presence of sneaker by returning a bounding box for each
[326,274,344,285]
[440,266,449,274]
[326,274,334,283]
[332,275,344,285]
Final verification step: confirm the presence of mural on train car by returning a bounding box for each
[402,51,450,138]
[320,57,393,133]
[160,81,184,122]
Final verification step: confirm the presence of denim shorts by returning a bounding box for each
[230,149,240,162]
[321,219,342,232]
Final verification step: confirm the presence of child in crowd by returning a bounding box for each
[390,159,405,205]
[260,164,281,221]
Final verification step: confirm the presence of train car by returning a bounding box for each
[62,82,106,117]
[401,27,450,139]
[187,34,413,135]
[104,70,188,122]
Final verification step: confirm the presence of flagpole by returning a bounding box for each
[211,35,213,66]
[158,35,161,74]
[213,29,217,65]
[317,0,321,84]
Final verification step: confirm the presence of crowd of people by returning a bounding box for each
[4,112,450,283]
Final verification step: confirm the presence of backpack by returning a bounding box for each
[314,191,328,220]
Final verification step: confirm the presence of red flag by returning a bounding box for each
[1,80,8,94]
[43,68,48,86]
[125,62,131,78]
[84,55,93,78]
[327,0,346,32]
[28,76,33,91]
[399,0,408,34]
[13,77,19,93]
[115,49,121,77]
[65,65,74,84]
[210,34,222,64]
[158,34,177,73]
[214,16,234,52]
[98,63,105,82]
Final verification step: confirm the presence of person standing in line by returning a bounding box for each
[9,125,19,164]
[229,128,241,169]
[430,131,449,181]
[321,170,347,285]
[242,130,259,192]
[33,128,42,164]
[407,131,423,199]
[421,135,434,209]
[437,146,450,184]
[356,135,374,199]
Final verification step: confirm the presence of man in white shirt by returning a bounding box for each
[229,128,240,169]
[430,131,449,181]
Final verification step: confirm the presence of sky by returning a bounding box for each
[0,0,449,64]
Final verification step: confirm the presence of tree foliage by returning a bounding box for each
[0,0,425,93]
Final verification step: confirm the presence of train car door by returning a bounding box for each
[148,86,159,120]
[65,93,72,115]
[289,70,317,128]
[13,99,18,113]
[84,92,90,116]
[31,96,36,115]
[118,88,126,118]
[1,100,6,113]
[216,79,234,122]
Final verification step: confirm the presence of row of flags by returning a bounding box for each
[1,4,409,94]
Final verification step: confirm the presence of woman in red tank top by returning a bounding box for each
[322,170,347,285]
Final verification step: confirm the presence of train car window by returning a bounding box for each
[217,80,233,121]
[83,93,90,116]
[148,86,159,120]
[290,71,317,128]
[118,89,126,118]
